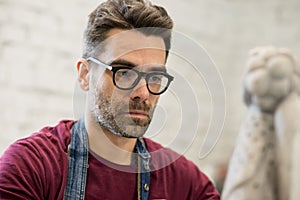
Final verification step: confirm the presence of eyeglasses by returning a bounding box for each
[86,57,174,95]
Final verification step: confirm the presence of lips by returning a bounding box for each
[128,110,149,118]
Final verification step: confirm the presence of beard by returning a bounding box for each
[91,87,154,138]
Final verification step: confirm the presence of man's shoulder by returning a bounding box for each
[0,120,75,200]
[6,119,75,156]
[36,119,75,143]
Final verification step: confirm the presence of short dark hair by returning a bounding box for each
[82,0,173,59]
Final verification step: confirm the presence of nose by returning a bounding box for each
[130,77,150,102]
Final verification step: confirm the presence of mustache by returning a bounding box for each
[128,101,152,112]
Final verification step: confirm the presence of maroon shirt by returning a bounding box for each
[0,120,220,199]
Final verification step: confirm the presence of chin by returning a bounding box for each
[120,125,149,138]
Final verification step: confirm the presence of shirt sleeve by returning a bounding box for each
[0,139,46,200]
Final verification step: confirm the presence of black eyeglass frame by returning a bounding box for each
[86,57,174,95]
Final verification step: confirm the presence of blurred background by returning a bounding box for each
[1,0,300,193]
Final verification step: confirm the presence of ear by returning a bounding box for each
[76,58,91,91]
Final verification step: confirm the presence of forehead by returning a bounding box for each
[97,29,166,64]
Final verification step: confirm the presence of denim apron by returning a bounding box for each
[64,119,151,200]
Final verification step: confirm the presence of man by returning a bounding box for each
[0,0,220,199]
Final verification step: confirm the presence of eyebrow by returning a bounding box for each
[109,59,135,67]
[148,66,167,73]
[110,59,167,72]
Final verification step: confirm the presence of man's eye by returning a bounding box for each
[116,69,135,78]
[120,70,130,76]
[150,75,162,82]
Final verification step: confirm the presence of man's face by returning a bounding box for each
[89,29,167,138]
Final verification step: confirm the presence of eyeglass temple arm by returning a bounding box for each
[86,57,113,70]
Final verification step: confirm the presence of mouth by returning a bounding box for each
[128,110,149,118]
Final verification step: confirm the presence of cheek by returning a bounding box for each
[95,71,115,97]
[150,95,160,107]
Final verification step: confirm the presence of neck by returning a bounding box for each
[84,112,137,165]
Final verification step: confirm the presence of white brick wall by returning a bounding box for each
[1,0,300,175]
[0,0,102,151]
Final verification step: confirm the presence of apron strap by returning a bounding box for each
[136,138,151,200]
[64,118,89,200]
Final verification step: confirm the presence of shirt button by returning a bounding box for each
[144,163,150,170]
[144,184,149,191]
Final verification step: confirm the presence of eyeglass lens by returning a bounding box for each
[114,68,170,94]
